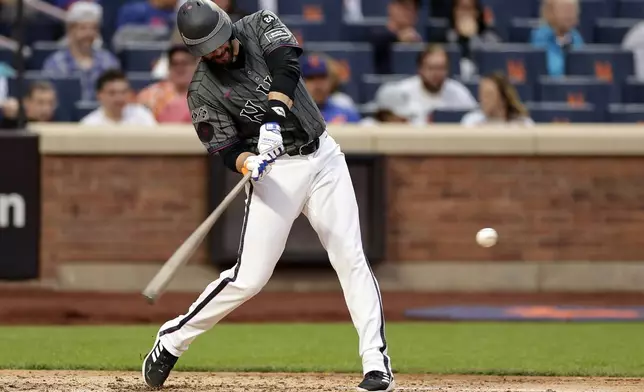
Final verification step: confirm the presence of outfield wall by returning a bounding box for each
[3,123,644,292]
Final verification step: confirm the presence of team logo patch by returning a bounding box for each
[196,122,214,143]
[191,105,209,124]
[264,28,291,42]
[262,14,275,24]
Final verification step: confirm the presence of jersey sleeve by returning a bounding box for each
[250,10,302,56]
[188,92,240,155]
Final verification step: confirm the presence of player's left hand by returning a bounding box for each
[242,155,273,182]
[258,122,285,161]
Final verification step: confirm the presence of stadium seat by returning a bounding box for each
[526,102,603,122]
[508,18,540,43]
[621,77,644,103]
[341,17,388,42]
[430,109,470,123]
[473,45,547,83]
[303,42,374,102]
[578,0,615,40]
[481,0,538,38]
[284,19,340,42]
[120,42,167,72]
[360,0,389,17]
[391,43,460,76]
[538,76,620,109]
[74,100,100,122]
[360,74,409,104]
[595,18,640,44]
[0,48,15,67]
[566,46,634,82]
[462,78,534,102]
[277,0,342,23]
[29,42,62,70]
[8,72,82,121]
[425,18,450,43]
[607,104,644,122]
[127,73,160,92]
[235,0,260,13]
[617,0,644,18]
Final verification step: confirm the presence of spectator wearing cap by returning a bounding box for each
[138,45,198,123]
[42,2,120,101]
[302,54,361,124]
[81,69,156,126]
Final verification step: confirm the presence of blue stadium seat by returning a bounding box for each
[284,19,340,42]
[341,17,387,42]
[29,42,62,70]
[0,48,15,67]
[127,72,160,92]
[607,104,644,122]
[526,102,603,122]
[120,42,167,72]
[617,0,644,18]
[74,101,100,122]
[425,18,449,43]
[578,0,614,41]
[431,109,470,123]
[473,45,547,83]
[391,43,460,76]
[360,0,389,17]
[303,42,374,102]
[566,46,634,82]
[360,74,408,104]
[235,0,260,13]
[622,77,644,103]
[481,0,538,37]
[462,78,534,102]
[537,76,620,109]
[595,18,640,44]
[509,18,540,43]
[8,72,82,121]
[277,0,342,23]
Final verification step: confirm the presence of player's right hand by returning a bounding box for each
[242,155,272,182]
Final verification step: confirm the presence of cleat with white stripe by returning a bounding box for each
[142,338,178,389]
[357,371,395,391]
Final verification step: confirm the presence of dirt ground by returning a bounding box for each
[2,288,644,325]
[0,371,642,392]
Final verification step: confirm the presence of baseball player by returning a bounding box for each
[141,2,394,391]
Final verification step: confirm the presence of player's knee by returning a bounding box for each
[235,278,268,297]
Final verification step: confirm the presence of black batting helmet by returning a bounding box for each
[177,0,233,58]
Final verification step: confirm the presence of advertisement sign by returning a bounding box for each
[0,132,40,280]
[208,155,385,268]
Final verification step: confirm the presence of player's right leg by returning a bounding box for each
[142,158,311,388]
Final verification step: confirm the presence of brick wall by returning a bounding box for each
[40,156,208,278]
[40,155,644,277]
[387,156,644,262]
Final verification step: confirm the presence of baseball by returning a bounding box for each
[476,228,498,247]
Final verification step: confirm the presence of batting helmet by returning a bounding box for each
[177,0,234,58]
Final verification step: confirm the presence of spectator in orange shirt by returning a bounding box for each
[137,45,198,123]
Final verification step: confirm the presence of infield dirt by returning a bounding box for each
[1,371,643,392]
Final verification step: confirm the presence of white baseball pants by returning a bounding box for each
[158,132,392,376]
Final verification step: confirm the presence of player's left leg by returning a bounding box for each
[303,134,394,392]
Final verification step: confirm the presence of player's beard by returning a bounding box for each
[209,40,236,66]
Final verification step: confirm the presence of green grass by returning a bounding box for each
[1,322,644,376]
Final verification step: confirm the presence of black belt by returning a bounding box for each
[297,137,320,156]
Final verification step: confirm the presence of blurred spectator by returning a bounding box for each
[444,0,500,78]
[138,45,198,123]
[460,72,534,126]
[371,0,422,74]
[212,0,250,22]
[42,2,120,101]
[81,69,156,125]
[302,54,361,124]
[530,0,583,77]
[622,21,644,81]
[372,82,413,123]
[1,81,57,129]
[116,0,177,31]
[325,56,359,112]
[374,44,477,124]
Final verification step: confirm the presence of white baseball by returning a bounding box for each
[476,228,498,247]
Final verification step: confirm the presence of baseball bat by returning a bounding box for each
[142,171,252,304]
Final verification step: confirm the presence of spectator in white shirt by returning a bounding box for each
[81,69,157,126]
[461,72,534,126]
[373,44,477,125]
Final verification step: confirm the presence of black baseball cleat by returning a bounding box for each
[142,339,178,389]
[357,371,395,391]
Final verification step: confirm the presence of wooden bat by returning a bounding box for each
[142,171,252,304]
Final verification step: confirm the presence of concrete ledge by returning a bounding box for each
[53,261,644,293]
